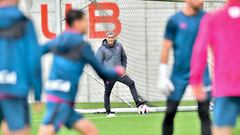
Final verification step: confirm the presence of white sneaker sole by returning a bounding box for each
[107,114,116,118]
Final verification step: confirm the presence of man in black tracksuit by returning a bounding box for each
[96,32,147,115]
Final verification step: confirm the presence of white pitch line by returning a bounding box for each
[88,113,197,120]
[88,114,159,119]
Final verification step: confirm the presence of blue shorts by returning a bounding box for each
[168,79,211,101]
[0,98,30,131]
[168,79,188,101]
[214,97,240,127]
[42,102,84,132]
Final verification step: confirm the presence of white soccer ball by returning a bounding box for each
[138,104,149,115]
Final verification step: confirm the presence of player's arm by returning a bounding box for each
[158,39,175,95]
[41,36,83,55]
[190,14,211,101]
[82,43,124,80]
[95,47,104,64]
[25,20,42,102]
[41,38,68,55]
[158,17,176,95]
[41,40,56,55]
[161,16,176,64]
[121,45,127,69]
[161,39,172,64]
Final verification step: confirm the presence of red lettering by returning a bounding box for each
[41,4,56,39]
[89,3,121,38]
[65,4,72,29]
[41,2,121,39]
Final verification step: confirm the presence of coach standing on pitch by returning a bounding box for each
[96,32,147,117]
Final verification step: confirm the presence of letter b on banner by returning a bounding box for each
[89,3,121,38]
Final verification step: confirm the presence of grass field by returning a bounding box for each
[26,103,240,135]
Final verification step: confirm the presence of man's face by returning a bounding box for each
[186,0,204,11]
[106,34,116,46]
[73,15,88,34]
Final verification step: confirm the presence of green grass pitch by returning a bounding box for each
[29,105,240,135]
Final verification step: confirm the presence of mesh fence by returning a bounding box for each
[74,0,225,105]
[24,0,225,106]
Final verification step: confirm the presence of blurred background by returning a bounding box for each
[19,0,223,106]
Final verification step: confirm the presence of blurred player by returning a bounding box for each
[158,0,212,135]
[38,10,125,135]
[96,31,147,117]
[0,0,42,135]
[190,0,240,135]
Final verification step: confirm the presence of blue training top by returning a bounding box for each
[42,31,119,102]
[0,6,42,101]
[164,10,211,86]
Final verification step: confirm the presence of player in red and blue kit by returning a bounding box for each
[38,10,125,135]
[158,0,212,135]
[0,0,42,135]
[190,0,240,135]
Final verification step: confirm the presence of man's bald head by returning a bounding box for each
[185,0,204,11]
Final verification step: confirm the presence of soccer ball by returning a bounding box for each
[138,104,149,115]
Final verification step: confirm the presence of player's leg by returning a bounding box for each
[0,104,7,135]
[2,121,10,135]
[4,128,30,135]
[212,97,239,135]
[66,110,98,135]
[213,128,232,135]
[38,102,71,135]
[2,121,30,135]
[104,80,116,113]
[197,100,211,135]
[38,125,55,135]
[1,121,30,135]
[1,98,30,135]
[162,81,187,135]
[118,75,143,106]
[162,100,180,135]
[73,120,98,135]
[0,104,9,135]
